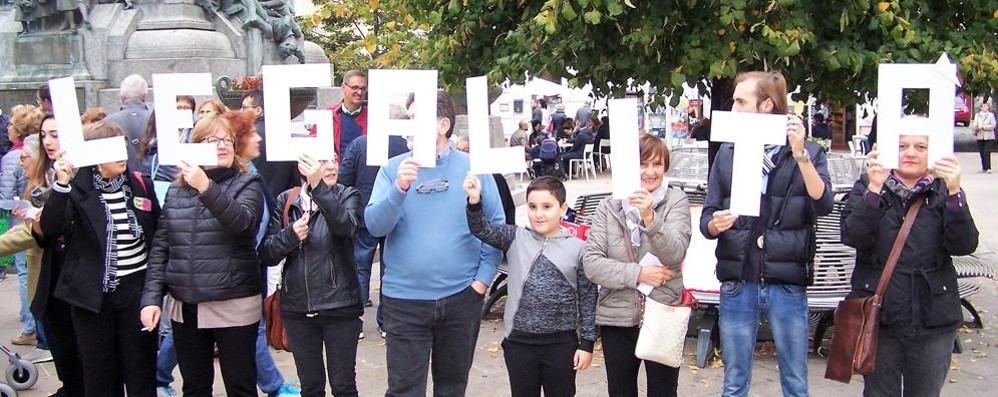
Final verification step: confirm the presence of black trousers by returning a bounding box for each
[502,339,577,397]
[863,330,956,397]
[977,139,993,171]
[600,325,679,397]
[172,303,259,397]
[70,275,157,397]
[41,296,85,397]
[283,313,362,397]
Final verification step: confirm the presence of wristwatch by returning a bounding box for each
[793,149,810,163]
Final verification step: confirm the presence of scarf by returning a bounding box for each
[621,185,668,247]
[93,171,144,292]
[761,144,781,194]
[884,171,934,205]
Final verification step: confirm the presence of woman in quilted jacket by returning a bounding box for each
[583,133,692,397]
[140,114,266,397]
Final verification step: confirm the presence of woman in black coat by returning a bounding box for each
[259,153,363,397]
[841,137,979,396]
[140,114,266,397]
[40,121,160,396]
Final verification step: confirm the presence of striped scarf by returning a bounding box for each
[92,172,144,292]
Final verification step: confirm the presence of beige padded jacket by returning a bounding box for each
[583,187,692,327]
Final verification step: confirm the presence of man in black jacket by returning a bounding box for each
[242,90,299,199]
[700,71,833,397]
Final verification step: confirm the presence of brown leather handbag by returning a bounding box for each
[824,199,922,383]
[264,187,302,352]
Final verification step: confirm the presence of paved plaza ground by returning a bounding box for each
[2,150,996,396]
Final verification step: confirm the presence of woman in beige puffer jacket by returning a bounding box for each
[972,103,996,173]
[583,134,692,397]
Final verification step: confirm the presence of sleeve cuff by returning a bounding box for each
[52,182,71,193]
[578,338,595,353]
[862,188,882,208]
[388,182,407,204]
[946,190,967,212]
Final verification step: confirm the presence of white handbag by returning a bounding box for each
[634,296,692,368]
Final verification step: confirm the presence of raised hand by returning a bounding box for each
[396,158,421,192]
[933,155,962,195]
[179,161,210,193]
[866,143,887,194]
[462,172,482,204]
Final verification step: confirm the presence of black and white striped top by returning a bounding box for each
[103,190,148,277]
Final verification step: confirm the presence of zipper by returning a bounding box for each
[301,207,312,313]
[191,189,201,289]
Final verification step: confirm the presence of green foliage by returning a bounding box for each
[395,0,998,107]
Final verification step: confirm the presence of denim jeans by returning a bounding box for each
[156,318,284,394]
[283,313,362,397]
[382,286,484,397]
[15,252,35,335]
[862,330,956,397]
[719,280,809,397]
[353,227,379,305]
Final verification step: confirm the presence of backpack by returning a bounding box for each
[538,138,558,161]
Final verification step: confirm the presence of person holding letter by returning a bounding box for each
[584,134,692,396]
[365,91,505,396]
[40,121,161,396]
[140,114,266,397]
[700,71,833,397]
[841,138,978,396]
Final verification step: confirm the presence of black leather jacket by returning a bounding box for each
[258,181,363,313]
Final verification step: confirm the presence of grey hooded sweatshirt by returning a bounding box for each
[467,201,598,352]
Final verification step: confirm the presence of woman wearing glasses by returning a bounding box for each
[140,114,266,397]
[259,153,363,397]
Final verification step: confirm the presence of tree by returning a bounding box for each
[396,0,997,108]
[301,0,425,80]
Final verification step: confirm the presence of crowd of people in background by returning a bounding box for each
[0,67,987,397]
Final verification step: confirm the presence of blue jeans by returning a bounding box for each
[382,286,484,396]
[354,228,379,305]
[719,280,809,397]
[15,252,35,335]
[156,317,284,393]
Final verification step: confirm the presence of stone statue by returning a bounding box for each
[13,0,93,34]
[202,0,304,63]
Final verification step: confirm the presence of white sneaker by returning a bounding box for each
[358,331,365,340]
[24,347,52,363]
[157,386,178,397]
[380,327,387,339]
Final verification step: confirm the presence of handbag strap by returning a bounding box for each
[282,187,302,228]
[873,198,924,299]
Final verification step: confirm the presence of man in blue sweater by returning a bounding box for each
[365,91,505,396]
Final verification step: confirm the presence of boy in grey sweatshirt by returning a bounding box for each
[463,175,597,397]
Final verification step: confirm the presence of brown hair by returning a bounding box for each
[639,133,670,172]
[138,111,156,161]
[28,114,57,192]
[437,91,456,138]
[197,98,227,116]
[734,71,788,114]
[526,176,567,205]
[83,121,125,141]
[8,104,43,141]
[223,110,257,166]
[81,107,108,125]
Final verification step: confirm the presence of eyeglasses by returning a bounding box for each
[177,105,193,110]
[202,137,235,146]
[344,84,367,92]
[415,178,449,194]
[241,105,260,110]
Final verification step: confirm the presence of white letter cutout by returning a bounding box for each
[50,77,128,167]
[608,98,641,199]
[876,54,958,169]
[366,69,437,167]
[711,110,787,217]
[152,73,217,166]
[263,64,335,161]
[467,76,524,174]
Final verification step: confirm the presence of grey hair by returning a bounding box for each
[119,74,149,101]
[22,134,40,160]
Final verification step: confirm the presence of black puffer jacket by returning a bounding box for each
[701,141,834,285]
[40,167,159,313]
[258,181,363,313]
[842,177,978,336]
[141,167,265,307]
